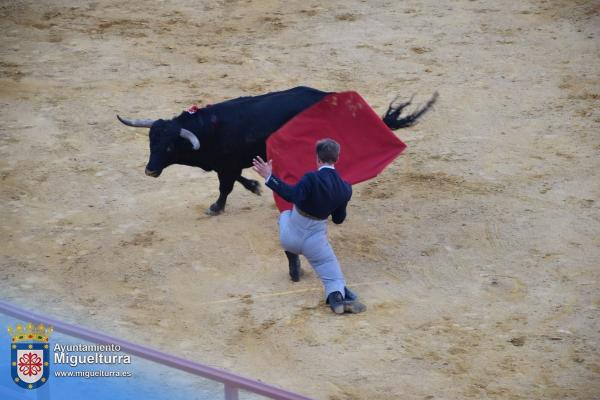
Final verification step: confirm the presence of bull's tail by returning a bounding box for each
[382,91,438,130]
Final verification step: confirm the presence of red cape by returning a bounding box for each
[267,91,407,212]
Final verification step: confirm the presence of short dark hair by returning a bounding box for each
[316,138,340,163]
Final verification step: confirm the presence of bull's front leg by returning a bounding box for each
[236,175,261,195]
[207,170,238,216]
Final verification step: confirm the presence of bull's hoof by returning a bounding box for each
[248,180,261,196]
[206,204,224,216]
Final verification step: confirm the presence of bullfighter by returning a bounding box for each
[253,139,366,314]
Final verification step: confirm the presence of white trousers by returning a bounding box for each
[278,207,346,299]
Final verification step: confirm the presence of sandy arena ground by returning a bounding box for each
[1,0,599,399]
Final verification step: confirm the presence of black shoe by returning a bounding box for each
[343,300,367,314]
[285,251,302,282]
[344,286,358,301]
[327,291,344,314]
[342,287,365,313]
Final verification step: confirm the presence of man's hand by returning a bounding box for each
[252,156,273,179]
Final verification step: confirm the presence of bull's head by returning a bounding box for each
[117,115,200,177]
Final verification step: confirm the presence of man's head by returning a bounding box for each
[316,138,340,165]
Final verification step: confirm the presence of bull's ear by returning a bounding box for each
[180,128,200,150]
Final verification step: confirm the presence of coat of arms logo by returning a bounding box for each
[7,322,53,390]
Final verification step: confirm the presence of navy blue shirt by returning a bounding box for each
[266,167,352,224]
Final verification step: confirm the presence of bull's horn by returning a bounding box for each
[180,128,200,150]
[116,115,156,128]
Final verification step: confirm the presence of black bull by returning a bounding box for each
[117,86,437,215]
